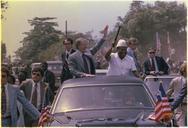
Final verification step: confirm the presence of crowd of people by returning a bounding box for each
[1,25,187,127]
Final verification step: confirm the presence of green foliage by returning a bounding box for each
[1,0,8,19]
[115,1,187,62]
[15,17,62,64]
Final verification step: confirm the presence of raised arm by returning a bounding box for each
[105,46,113,61]
[90,25,108,55]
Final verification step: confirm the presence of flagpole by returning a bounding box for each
[65,20,67,38]
[156,32,161,56]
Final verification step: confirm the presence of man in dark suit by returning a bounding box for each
[20,67,50,126]
[1,67,40,127]
[61,38,76,83]
[41,61,56,103]
[68,25,108,78]
[143,48,169,75]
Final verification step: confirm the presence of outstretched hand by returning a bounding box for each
[100,25,108,38]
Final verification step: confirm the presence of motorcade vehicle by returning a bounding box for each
[44,76,171,126]
[144,74,180,98]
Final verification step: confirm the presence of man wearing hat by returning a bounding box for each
[105,39,138,77]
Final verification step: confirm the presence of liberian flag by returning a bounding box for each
[148,82,173,122]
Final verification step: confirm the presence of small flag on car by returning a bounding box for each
[38,106,51,127]
[148,81,173,122]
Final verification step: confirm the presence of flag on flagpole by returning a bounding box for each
[156,32,161,56]
[148,81,173,122]
[38,106,51,127]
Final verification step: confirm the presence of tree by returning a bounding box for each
[115,1,186,62]
[15,17,62,63]
[1,0,8,19]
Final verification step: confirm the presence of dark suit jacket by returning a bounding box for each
[43,70,56,92]
[143,56,169,75]
[20,79,49,110]
[2,84,40,127]
[171,85,187,111]
[61,49,76,83]
[20,79,49,126]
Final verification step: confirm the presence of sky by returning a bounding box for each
[1,0,186,59]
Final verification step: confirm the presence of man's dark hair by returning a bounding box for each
[63,38,73,45]
[32,67,44,77]
[41,61,48,67]
[2,66,9,76]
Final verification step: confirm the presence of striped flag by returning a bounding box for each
[148,82,173,122]
[38,106,51,127]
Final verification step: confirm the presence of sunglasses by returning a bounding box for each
[63,43,71,45]
[32,72,41,77]
[149,52,155,54]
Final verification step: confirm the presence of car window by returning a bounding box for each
[54,85,153,113]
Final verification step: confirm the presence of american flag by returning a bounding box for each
[38,106,51,127]
[148,82,173,122]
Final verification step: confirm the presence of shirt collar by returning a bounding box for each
[115,53,129,60]
[66,49,72,54]
[32,80,41,86]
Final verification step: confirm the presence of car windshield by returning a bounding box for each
[54,85,153,113]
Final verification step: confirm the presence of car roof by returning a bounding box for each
[144,74,179,79]
[62,76,144,88]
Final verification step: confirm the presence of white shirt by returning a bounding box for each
[107,53,137,76]
[30,80,41,110]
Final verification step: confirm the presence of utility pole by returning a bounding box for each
[65,20,67,38]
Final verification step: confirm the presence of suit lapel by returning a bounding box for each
[27,82,33,100]
[75,51,85,71]
[40,82,45,105]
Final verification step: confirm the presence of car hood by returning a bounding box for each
[49,108,165,126]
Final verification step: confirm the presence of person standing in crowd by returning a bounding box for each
[20,67,50,126]
[105,39,139,77]
[127,37,142,73]
[143,48,169,75]
[68,25,108,78]
[1,67,40,127]
[41,61,57,103]
[22,63,32,78]
[17,70,27,85]
[171,83,187,126]
[167,62,187,126]
[61,38,76,83]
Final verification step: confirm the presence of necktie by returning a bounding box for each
[82,54,90,74]
[66,53,69,59]
[151,58,156,71]
[1,86,6,115]
[32,84,38,107]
